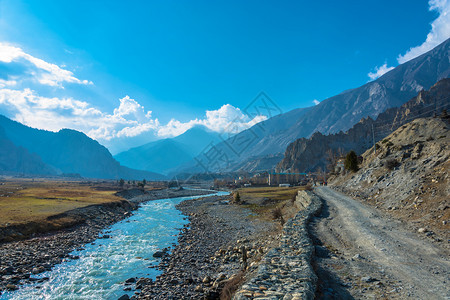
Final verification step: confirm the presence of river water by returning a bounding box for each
[1,191,227,300]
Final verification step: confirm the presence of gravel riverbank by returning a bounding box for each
[133,195,280,300]
[0,188,212,295]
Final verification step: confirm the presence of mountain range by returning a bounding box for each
[173,37,450,175]
[1,38,449,180]
[114,125,221,175]
[276,78,450,173]
[0,116,165,180]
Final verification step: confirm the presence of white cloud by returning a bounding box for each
[0,79,17,88]
[398,0,450,64]
[0,88,267,142]
[0,42,92,87]
[367,63,395,81]
[368,0,450,80]
[313,99,320,105]
[156,104,268,137]
[0,89,158,140]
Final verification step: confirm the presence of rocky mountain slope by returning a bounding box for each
[0,115,165,180]
[332,116,449,242]
[277,78,450,173]
[177,37,450,175]
[115,125,221,175]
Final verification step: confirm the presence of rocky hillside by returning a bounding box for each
[332,116,449,242]
[0,115,165,180]
[177,38,450,175]
[277,78,450,173]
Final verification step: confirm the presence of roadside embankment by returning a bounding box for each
[233,190,321,300]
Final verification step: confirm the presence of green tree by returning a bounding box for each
[142,179,147,186]
[344,150,359,172]
[119,178,125,188]
[233,191,241,204]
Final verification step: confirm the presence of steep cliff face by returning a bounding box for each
[277,78,450,173]
[177,38,450,175]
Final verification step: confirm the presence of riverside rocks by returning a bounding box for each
[0,201,134,294]
[233,191,321,300]
[136,195,278,300]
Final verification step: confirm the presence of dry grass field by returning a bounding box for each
[236,186,310,223]
[0,178,123,227]
[238,186,304,202]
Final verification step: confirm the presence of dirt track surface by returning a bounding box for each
[311,186,450,299]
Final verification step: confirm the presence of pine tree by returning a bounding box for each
[344,150,359,172]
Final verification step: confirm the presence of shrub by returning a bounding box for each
[272,207,285,225]
[220,271,245,300]
[344,150,359,172]
[384,158,399,170]
[168,181,178,188]
[233,192,241,204]
[290,194,296,204]
[440,109,449,120]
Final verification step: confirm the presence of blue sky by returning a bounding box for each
[0,0,449,153]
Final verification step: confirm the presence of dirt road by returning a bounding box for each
[310,186,449,299]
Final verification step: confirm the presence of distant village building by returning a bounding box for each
[268,172,308,186]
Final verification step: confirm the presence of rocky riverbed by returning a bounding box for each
[0,188,212,295]
[119,195,281,300]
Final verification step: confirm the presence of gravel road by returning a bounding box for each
[311,186,449,299]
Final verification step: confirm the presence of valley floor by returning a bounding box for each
[311,187,449,299]
[0,188,212,295]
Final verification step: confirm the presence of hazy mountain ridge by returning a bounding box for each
[177,37,450,175]
[115,125,221,174]
[172,106,313,175]
[277,78,450,173]
[0,126,57,175]
[0,115,165,180]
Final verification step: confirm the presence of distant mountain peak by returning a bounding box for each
[114,124,221,174]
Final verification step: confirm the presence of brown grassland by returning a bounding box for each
[0,178,123,227]
[237,186,310,223]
